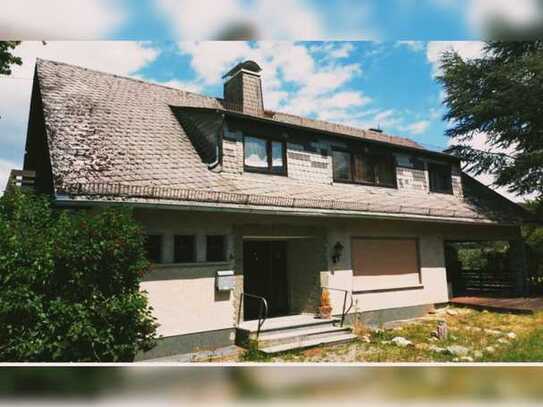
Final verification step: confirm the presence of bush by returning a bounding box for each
[0,189,158,362]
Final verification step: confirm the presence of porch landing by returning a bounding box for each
[236,314,356,354]
[451,296,543,314]
[238,314,332,332]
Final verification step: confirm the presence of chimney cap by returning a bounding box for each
[222,60,262,79]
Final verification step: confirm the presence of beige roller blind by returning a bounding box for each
[352,238,421,290]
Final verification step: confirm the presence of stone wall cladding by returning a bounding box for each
[287,141,332,184]
[241,74,264,116]
[451,165,463,197]
[222,124,244,175]
[396,167,428,192]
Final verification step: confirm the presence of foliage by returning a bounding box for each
[0,188,158,362]
[0,41,22,75]
[239,340,271,362]
[523,199,543,292]
[453,241,509,271]
[439,41,543,199]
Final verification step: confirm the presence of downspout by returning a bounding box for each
[208,112,225,170]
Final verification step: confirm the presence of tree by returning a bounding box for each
[0,188,158,362]
[522,199,543,293]
[439,41,543,199]
[0,41,22,75]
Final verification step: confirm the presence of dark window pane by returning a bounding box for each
[207,235,226,262]
[353,154,375,183]
[244,136,268,168]
[271,141,284,173]
[332,150,352,181]
[144,235,162,264]
[429,164,452,193]
[374,155,396,186]
[174,235,196,263]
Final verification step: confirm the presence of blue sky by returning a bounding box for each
[0,40,489,193]
[1,0,540,200]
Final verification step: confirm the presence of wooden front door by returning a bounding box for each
[243,240,289,320]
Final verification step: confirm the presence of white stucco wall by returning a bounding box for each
[135,209,519,337]
[136,210,236,338]
[142,265,235,337]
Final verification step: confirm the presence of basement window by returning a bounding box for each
[174,235,196,263]
[144,235,162,264]
[207,235,227,262]
[429,163,453,194]
[244,135,286,175]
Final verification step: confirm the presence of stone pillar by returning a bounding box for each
[509,239,528,296]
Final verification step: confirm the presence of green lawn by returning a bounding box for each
[241,307,543,363]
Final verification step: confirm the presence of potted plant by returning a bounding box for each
[319,289,332,319]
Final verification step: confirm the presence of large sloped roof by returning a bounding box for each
[35,59,529,224]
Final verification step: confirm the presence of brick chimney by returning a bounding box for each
[223,60,264,115]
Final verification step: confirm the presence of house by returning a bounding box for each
[18,58,531,358]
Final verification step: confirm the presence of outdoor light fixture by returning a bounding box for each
[332,241,344,264]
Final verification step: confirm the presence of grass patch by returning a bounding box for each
[239,341,272,362]
[263,308,543,363]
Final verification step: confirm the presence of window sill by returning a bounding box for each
[244,168,288,177]
[352,284,424,295]
[333,179,398,190]
[428,190,454,195]
[152,261,233,269]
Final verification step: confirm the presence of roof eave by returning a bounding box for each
[54,194,518,227]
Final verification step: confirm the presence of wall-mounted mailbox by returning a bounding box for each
[216,270,235,291]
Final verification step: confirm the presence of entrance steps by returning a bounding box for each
[236,314,356,354]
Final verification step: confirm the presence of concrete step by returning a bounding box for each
[257,325,351,348]
[240,317,341,338]
[259,333,358,355]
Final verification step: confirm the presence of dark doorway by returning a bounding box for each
[243,240,289,320]
[444,241,514,297]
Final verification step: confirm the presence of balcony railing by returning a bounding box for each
[5,170,35,191]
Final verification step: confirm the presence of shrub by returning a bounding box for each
[0,188,158,362]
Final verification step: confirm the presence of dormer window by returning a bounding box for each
[244,135,286,175]
[332,148,396,188]
[428,163,453,194]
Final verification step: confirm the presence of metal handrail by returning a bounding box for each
[237,292,269,339]
[321,286,354,327]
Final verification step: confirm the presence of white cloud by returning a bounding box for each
[426,41,486,76]
[0,0,124,39]
[448,131,536,202]
[0,41,161,172]
[0,159,19,196]
[467,0,543,34]
[178,41,252,85]
[178,41,364,116]
[155,0,323,40]
[146,79,204,94]
[431,0,543,37]
[309,43,355,59]
[396,41,425,52]
[10,41,159,79]
[400,120,431,135]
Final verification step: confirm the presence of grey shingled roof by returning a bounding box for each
[36,59,527,224]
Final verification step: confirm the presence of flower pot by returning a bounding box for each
[319,305,332,319]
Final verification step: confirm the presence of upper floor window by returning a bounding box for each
[428,163,453,194]
[332,149,396,188]
[244,135,286,175]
